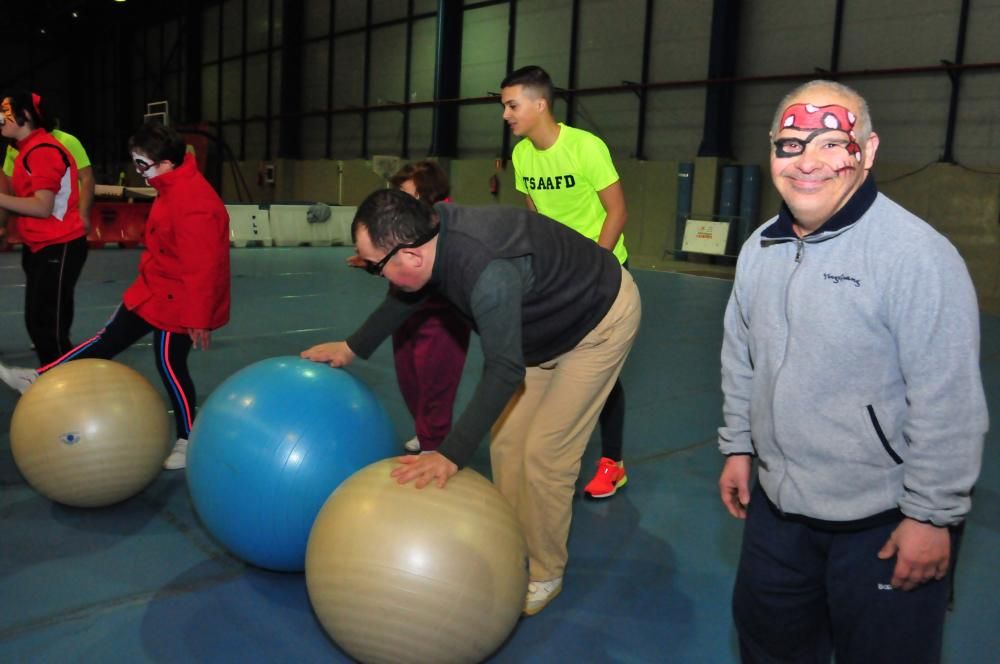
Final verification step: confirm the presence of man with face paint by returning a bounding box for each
[0,122,230,471]
[717,80,987,662]
[0,91,88,367]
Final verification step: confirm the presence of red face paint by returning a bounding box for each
[776,103,861,161]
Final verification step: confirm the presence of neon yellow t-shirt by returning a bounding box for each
[3,129,91,177]
[512,123,627,263]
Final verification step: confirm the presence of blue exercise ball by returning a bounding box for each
[187,356,398,571]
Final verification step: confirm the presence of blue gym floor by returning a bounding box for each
[1,246,997,663]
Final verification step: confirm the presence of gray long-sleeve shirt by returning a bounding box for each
[348,203,621,468]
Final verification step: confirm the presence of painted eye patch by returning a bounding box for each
[776,102,862,161]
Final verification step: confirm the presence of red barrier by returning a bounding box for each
[0,203,151,251]
[89,201,152,248]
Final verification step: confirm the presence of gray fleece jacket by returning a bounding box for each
[718,177,988,527]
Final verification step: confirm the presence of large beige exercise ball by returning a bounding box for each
[305,458,528,664]
[10,359,171,508]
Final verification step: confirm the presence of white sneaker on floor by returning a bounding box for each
[163,438,188,470]
[523,577,563,616]
[403,436,421,454]
[0,361,39,394]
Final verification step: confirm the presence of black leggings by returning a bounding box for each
[38,305,196,439]
[599,379,625,461]
[21,236,88,365]
[598,260,630,461]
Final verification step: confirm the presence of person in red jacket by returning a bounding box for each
[0,122,231,471]
[0,91,88,364]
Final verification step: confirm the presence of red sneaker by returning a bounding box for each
[584,457,628,499]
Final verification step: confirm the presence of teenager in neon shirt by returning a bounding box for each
[501,66,632,499]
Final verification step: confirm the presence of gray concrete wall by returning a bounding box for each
[879,163,1000,314]
[189,1,1000,172]
[210,0,1000,313]
[221,153,999,314]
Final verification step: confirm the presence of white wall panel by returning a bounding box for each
[335,1,367,31]
[459,4,509,97]
[731,81,794,164]
[332,34,366,107]
[331,114,364,156]
[649,1,712,81]
[954,73,1000,167]
[222,0,245,58]
[966,0,1000,62]
[246,0,271,51]
[202,5,220,62]
[246,53,269,115]
[737,0,836,76]
[201,63,219,120]
[373,0,410,24]
[270,51,283,118]
[644,89,706,160]
[458,105,503,158]
[245,121,267,159]
[304,0,330,39]
[840,1,959,70]
[370,24,408,106]
[301,116,327,159]
[853,76,951,165]
[410,18,438,102]
[512,0,572,85]
[407,108,435,157]
[574,94,639,158]
[302,41,330,111]
[221,60,242,120]
[577,0,645,88]
[368,112,405,156]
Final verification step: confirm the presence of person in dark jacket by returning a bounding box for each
[302,189,641,616]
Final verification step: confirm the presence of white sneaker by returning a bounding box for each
[403,436,421,454]
[163,438,188,470]
[523,577,563,616]
[0,361,39,394]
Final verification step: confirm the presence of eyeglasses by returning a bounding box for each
[133,157,157,173]
[362,226,439,276]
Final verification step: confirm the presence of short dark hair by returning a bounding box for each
[352,188,438,250]
[3,90,54,132]
[128,121,186,166]
[389,160,450,204]
[500,65,555,111]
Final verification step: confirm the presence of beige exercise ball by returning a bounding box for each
[305,458,528,664]
[10,359,172,508]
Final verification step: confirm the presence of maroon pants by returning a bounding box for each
[392,297,471,450]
